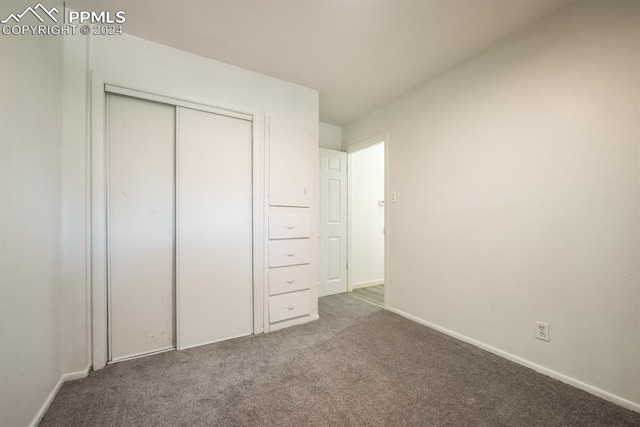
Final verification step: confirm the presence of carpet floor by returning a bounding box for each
[41,294,640,426]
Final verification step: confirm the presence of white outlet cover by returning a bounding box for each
[536,321,550,342]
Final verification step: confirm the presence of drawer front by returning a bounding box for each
[269,212,310,239]
[269,239,310,267]
[269,290,311,323]
[269,265,311,296]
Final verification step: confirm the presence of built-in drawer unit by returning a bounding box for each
[269,264,311,296]
[269,290,311,323]
[269,211,310,239]
[269,239,311,268]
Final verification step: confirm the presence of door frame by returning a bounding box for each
[90,75,266,369]
[346,133,388,308]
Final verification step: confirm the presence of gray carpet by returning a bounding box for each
[41,295,640,426]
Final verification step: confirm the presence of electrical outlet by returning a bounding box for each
[536,321,550,342]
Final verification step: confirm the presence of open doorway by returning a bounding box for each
[348,140,385,307]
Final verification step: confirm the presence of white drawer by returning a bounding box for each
[269,290,311,323]
[269,239,310,267]
[269,212,310,239]
[269,265,311,296]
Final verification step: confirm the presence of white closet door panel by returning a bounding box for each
[108,95,175,361]
[178,107,252,349]
[269,117,314,207]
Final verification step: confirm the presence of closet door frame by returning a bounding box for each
[91,77,266,370]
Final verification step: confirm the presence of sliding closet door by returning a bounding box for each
[177,107,253,348]
[108,95,176,361]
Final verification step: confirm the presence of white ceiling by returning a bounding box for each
[68,0,580,124]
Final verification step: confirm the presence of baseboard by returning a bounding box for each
[352,279,384,290]
[311,314,320,321]
[62,366,91,382]
[386,306,640,413]
[29,365,91,427]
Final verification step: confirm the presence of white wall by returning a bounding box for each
[0,1,64,425]
[62,32,90,376]
[343,0,640,408]
[90,34,318,123]
[350,143,385,288]
[319,122,342,150]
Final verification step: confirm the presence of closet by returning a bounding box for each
[266,117,316,331]
[107,92,252,361]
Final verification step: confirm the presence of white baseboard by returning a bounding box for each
[386,306,640,413]
[62,366,91,382]
[352,279,384,290]
[311,314,320,321]
[29,365,91,427]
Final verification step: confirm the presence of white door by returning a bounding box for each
[269,117,314,207]
[318,148,348,296]
[108,95,176,361]
[177,107,253,349]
